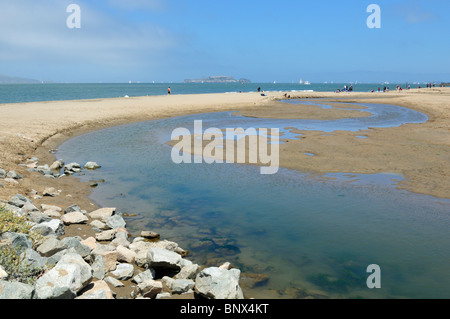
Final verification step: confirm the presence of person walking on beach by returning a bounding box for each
[168,87,171,95]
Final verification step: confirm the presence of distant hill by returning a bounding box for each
[0,73,41,84]
[184,76,251,84]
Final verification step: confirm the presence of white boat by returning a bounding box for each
[304,81,311,85]
[299,78,303,85]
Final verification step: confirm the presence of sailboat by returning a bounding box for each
[299,78,303,85]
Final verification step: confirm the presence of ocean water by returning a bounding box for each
[0,82,412,104]
[56,100,450,299]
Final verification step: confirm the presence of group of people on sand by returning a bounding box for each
[371,86,391,93]
[335,85,353,93]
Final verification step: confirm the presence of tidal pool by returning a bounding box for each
[57,100,449,299]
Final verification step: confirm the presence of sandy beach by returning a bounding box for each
[1,88,449,207]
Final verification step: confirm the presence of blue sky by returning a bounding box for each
[0,0,449,83]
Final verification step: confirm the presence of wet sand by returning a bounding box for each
[1,89,449,208]
[0,88,447,211]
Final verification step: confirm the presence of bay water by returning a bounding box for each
[56,100,450,299]
[1,82,410,104]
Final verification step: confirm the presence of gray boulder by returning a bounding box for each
[61,237,91,258]
[37,237,67,257]
[0,280,34,299]
[39,219,65,237]
[106,215,126,229]
[6,171,23,180]
[0,232,33,250]
[50,159,64,171]
[92,255,106,280]
[30,223,54,237]
[8,194,32,208]
[0,203,21,215]
[64,163,82,174]
[176,263,200,280]
[34,264,80,299]
[132,269,155,284]
[20,201,40,214]
[20,248,48,268]
[163,276,195,294]
[58,253,93,288]
[64,204,81,214]
[25,209,51,224]
[0,168,6,179]
[34,253,93,299]
[195,267,244,299]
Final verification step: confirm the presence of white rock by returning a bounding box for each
[0,265,8,280]
[88,207,116,222]
[95,229,118,241]
[146,247,182,273]
[104,276,125,288]
[133,280,162,299]
[42,187,59,197]
[90,219,107,230]
[80,236,97,251]
[116,245,136,263]
[41,204,62,212]
[132,269,155,284]
[76,280,114,299]
[84,162,101,170]
[195,267,244,299]
[61,211,88,225]
[111,263,134,280]
[43,209,62,218]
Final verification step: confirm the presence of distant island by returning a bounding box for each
[0,73,42,84]
[184,76,251,84]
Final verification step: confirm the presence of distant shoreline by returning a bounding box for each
[0,82,439,105]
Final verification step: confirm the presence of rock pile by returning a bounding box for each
[0,193,245,300]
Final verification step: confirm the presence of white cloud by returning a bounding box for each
[0,0,179,80]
